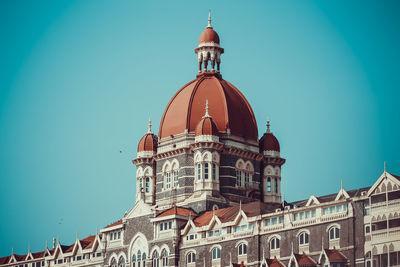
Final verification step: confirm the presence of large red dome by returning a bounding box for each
[199,27,220,44]
[159,73,258,140]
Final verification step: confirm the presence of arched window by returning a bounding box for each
[142,253,146,267]
[186,252,196,264]
[197,164,201,180]
[118,257,125,267]
[267,177,271,192]
[212,164,217,180]
[274,178,278,193]
[329,227,340,240]
[299,232,309,245]
[236,170,242,187]
[212,247,221,260]
[238,243,247,256]
[152,251,159,267]
[270,237,280,250]
[111,258,117,267]
[173,170,179,187]
[145,177,150,193]
[161,250,168,267]
[132,255,137,267]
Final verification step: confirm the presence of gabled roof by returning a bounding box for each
[266,257,286,267]
[14,254,26,262]
[324,249,347,262]
[194,201,270,227]
[157,206,197,218]
[32,251,46,259]
[80,235,97,250]
[0,256,10,265]
[297,253,317,266]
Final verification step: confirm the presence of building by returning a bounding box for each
[1,14,400,267]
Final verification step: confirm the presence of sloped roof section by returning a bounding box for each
[325,249,348,262]
[157,207,197,218]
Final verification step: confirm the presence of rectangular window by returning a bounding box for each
[299,212,304,220]
[323,207,328,215]
[197,164,201,180]
[145,177,150,193]
[278,216,283,224]
[118,231,121,239]
[204,163,209,179]
[293,213,298,221]
[336,205,342,212]
[244,172,250,187]
[173,170,179,187]
[166,173,171,189]
[168,221,172,229]
[305,211,310,219]
[330,206,335,213]
[264,218,271,226]
[234,226,240,232]
[343,204,348,211]
[236,170,242,187]
[248,223,254,230]
[272,217,277,225]
[212,164,217,180]
[311,209,316,217]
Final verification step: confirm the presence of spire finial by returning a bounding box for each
[384,161,387,172]
[203,99,210,118]
[28,243,30,253]
[46,240,48,249]
[266,118,271,133]
[341,179,343,191]
[208,10,212,28]
[147,118,152,133]
[11,247,14,255]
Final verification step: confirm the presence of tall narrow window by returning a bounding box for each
[145,177,150,193]
[274,178,278,193]
[132,255,137,267]
[161,250,168,267]
[139,178,143,190]
[204,163,209,179]
[186,253,195,264]
[142,253,146,267]
[197,164,201,180]
[299,232,309,245]
[238,243,247,256]
[329,227,340,240]
[212,247,221,260]
[165,173,171,189]
[244,172,250,187]
[137,251,141,267]
[267,177,271,192]
[152,251,159,267]
[236,170,242,187]
[173,170,179,187]
[212,164,217,181]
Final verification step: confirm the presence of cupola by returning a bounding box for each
[259,119,280,157]
[137,119,158,158]
[194,12,224,73]
[195,100,219,142]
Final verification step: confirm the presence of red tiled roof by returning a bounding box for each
[267,257,285,267]
[0,256,10,265]
[297,253,317,266]
[157,207,198,218]
[194,201,269,227]
[80,235,97,249]
[14,254,26,262]
[32,251,46,259]
[325,249,348,262]
[104,220,122,229]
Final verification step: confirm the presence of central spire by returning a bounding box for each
[207,10,212,28]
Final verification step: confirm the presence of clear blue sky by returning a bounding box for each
[0,0,399,256]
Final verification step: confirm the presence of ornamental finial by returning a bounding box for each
[148,118,152,133]
[208,10,212,28]
[266,118,271,133]
[204,99,210,118]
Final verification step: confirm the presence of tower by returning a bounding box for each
[259,119,285,204]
